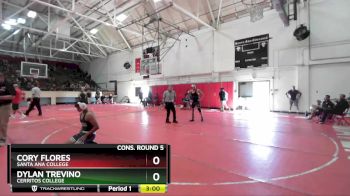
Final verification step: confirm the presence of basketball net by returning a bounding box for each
[249,4,264,22]
[243,0,265,23]
[32,73,39,79]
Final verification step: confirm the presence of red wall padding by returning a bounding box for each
[151,82,234,108]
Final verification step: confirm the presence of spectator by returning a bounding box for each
[286,86,302,112]
[108,93,113,104]
[101,94,106,104]
[147,91,153,107]
[219,88,229,112]
[79,88,88,104]
[139,89,144,106]
[182,91,191,110]
[320,94,349,124]
[0,72,16,147]
[307,100,322,120]
[95,89,101,104]
[86,90,92,104]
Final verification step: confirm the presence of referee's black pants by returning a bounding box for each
[165,102,176,122]
[25,97,42,116]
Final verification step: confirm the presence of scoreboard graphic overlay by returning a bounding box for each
[234,34,269,69]
[7,144,170,193]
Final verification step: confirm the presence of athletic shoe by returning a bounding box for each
[20,114,26,119]
[166,120,171,124]
[190,119,194,122]
[173,120,178,123]
[10,114,15,119]
[201,118,204,122]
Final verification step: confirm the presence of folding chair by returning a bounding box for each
[333,109,350,126]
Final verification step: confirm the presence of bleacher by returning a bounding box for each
[0,57,98,91]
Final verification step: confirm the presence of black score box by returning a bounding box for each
[99,185,138,192]
[12,185,98,192]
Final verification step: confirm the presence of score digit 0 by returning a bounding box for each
[153,173,160,181]
[153,156,160,165]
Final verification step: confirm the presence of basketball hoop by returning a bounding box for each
[242,0,266,22]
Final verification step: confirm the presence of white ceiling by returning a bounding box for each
[0,0,273,63]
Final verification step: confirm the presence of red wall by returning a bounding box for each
[151,82,234,108]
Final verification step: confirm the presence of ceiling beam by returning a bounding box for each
[55,0,108,56]
[96,0,132,51]
[3,39,105,58]
[3,1,36,22]
[0,48,87,63]
[0,17,126,52]
[172,2,216,31]
[117,29,132,50]
[0,29,21,46]
[2,1,48,24]
[71,17,107,56]
[206,0,215,25]
[31,16,70,48]
[30,0,143,38]
[216,0,223,28]
[51,39,78,57]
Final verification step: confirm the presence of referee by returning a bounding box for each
[25,81,42,116]
[163,85,178,124]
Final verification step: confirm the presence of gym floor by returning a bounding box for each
[1,104,350,195]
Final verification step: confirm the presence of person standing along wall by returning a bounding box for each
[286,86,302,113]
[0,72,16,146]
[219,88,229,112]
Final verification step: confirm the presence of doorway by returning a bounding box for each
[238,81,270,111]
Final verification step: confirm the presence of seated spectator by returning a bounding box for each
[95,89,101,104]
[108,93,113,104]
[307,100,322,120]
[320,94,349,124]
[86,90,92,104]
[101,94,106,104]
[78,88,88,104]
[182,91,191,110]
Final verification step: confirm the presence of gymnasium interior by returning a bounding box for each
[0,0,350,195]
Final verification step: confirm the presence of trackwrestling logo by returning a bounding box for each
[31,185,38,192]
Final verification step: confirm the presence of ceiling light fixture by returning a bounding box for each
[90,28,98,34]
[116,14,128,22]
[17,18,26,24]
[1,23,12,30]
[5,19,17,25]
[27,10,37,18]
